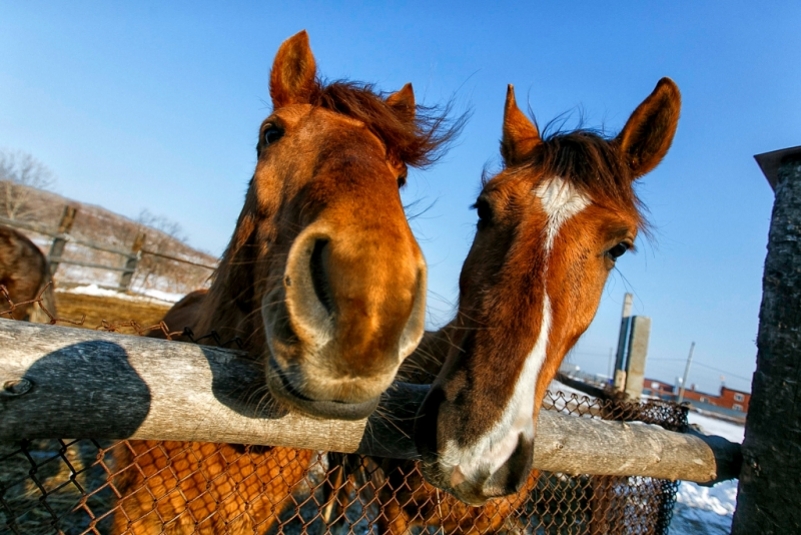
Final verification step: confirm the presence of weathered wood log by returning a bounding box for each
[0,319,740,484]
[732,149,801,533]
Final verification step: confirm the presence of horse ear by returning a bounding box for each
[615,77,681,180]
[386,83,416,123]
[270,30,317,108]
[501,85,541,166]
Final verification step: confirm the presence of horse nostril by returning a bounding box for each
[309,239,334,314]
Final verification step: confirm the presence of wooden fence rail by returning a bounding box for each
[0,320,741,485]
[0,211,216,293]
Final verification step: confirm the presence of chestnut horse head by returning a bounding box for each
[414,79,680,504]
[197,31,456,421]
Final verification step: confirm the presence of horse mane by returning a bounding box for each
[306,79,464,168]
[506,118,649,232]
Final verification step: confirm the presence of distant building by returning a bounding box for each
[642,378,675,398]
[718,386,751,413]
[678,386,720,405]
[675,384,751,416]
[642,377,751,417]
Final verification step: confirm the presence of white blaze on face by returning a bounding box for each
[440,176,591,487]
[536,176,592,252]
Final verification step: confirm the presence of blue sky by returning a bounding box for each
[2,1,799,393]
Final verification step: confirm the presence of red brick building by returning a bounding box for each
[642,378,675,398]
[679,385,751,413]
[718,386,751,413]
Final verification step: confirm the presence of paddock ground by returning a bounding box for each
[53,291,172,332]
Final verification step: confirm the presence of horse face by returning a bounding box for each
[415,80,680,503]
[249,32,426,420]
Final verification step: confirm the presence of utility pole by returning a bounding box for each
[677,341,696,404]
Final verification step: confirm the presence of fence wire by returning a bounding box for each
[0,395,686,535]
[0,291,688,535]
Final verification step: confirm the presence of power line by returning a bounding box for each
[692,362,752,382]
[647,358,753,382]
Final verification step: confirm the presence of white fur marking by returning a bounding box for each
[441,295,552,480]
[535,176,591,251]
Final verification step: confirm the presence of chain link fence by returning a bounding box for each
[0,399,686,534]
[0,290,687,535]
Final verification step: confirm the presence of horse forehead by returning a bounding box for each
[293,107,387,154]
[273,105,369,132]
[533,176,592,220]
[312,107,368,129]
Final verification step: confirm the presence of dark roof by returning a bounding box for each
[754,145,801,191]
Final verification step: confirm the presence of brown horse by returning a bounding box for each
[112,30,459,534]
[0,225,55,323]
[329,78,681,533]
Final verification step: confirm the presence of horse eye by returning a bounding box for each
[263,125,284,146]
[607,242,630,260]
[472,198,493,228]
[397,173,407,189]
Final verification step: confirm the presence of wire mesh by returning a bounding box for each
[0,395,686,535]
[0,289,687,534]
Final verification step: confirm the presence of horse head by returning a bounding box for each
[414,79,681,503]
[200,31,456,420]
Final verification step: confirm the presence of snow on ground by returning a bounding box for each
[687,412,745,442]
[59,283,183,304]
[670,412,744,535]
[550,380,596,399]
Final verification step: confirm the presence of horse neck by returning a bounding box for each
[194,209,267,349]
[192,269,261,350]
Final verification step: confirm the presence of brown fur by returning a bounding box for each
[113,442,312,534]
[330,78,681,531]
[0,225,55,322]
[112,30,460,534]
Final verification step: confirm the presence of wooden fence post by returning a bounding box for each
[47,205,77,276]
[731,147,801,534]
[119,231,146,292]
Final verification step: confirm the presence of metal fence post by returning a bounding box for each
[47,205,77,277]
[731,147,801,534]
[119,231,146,292]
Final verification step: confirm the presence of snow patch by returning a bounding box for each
[687,412,745,443]
[59,284,183,304]
[550,380,596,399]
[669,412,743,534]
[675,480,737,517]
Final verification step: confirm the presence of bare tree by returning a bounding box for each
[0,150,56,221]
[136,209,188,243]
[134,209,207,293]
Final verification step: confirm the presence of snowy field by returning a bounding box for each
[670,412,743,535]
[60,282,185,304]
[550,382,743,535]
